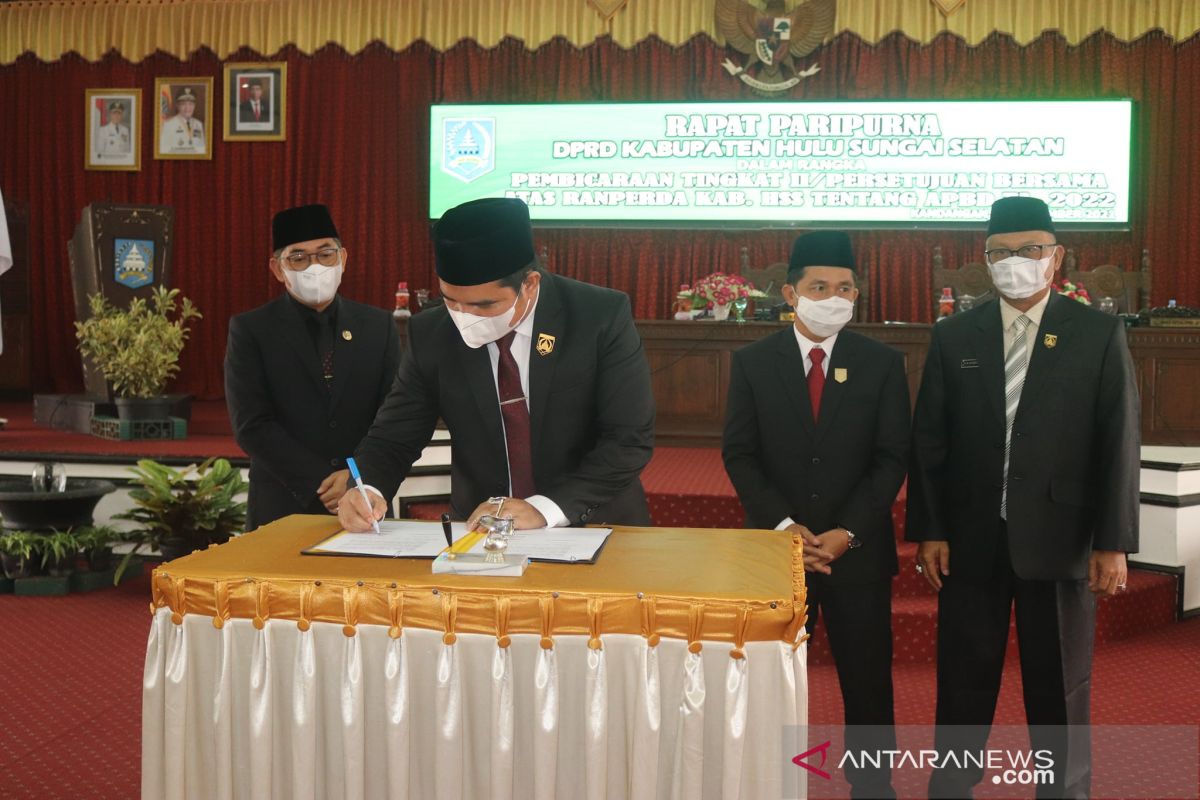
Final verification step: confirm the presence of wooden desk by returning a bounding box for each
[638,320,1200,448]
[396,317,1200,447]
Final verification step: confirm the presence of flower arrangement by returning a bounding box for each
[681,272,767,311]
[1053,279,1092,306]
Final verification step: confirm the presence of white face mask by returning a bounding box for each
[987,254,1054,300]
[447,286,528,349]
[795,295,855,338]
[283,261,343,307]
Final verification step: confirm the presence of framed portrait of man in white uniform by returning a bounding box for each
[85,88,140,171]
[154,77,213,160]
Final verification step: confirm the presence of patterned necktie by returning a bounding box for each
[808,347,826,421]
[496,331,535,498]
[1001,314,1033,518]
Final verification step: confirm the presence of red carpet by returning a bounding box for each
[0,573,1196,799]
[0,401,240,460]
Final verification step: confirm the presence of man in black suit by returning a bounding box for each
[723,231,909,799]
[237,80,269,125]
[225,204,400,531]
[908,197,1139,798]
[338,197,654,532]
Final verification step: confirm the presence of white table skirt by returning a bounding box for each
[142,609,808,800]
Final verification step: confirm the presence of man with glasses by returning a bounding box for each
[907,196,1139,798]
[225,204,400,530]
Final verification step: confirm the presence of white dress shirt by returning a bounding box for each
[363,291,567,527]
[776,326,840,531]
[999,290,1050,363]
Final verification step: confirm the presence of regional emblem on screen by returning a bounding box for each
[442,118,496,182]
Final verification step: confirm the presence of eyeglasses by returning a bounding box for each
[985,244,1056,265]
[281,246,341,269]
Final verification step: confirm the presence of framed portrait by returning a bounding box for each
[223,62,287,141]
[85,88,140,171]
[154,77,213,160]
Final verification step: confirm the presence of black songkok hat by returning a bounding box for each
[788,231,856,276]
[433,198,536,286]
[272,204,339,252]
[987,196,1056,236]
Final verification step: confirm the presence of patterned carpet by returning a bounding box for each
[1,573,1195,799]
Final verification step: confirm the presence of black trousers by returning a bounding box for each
[929,526,1096,799]
[807,575,897,800]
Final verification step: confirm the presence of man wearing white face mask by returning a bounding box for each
[908,197,1139,798]
[225,204,400,530]
[340,197,654,533]
[723,230,909,799]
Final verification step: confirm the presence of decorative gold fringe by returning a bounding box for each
[2,0,1196,65]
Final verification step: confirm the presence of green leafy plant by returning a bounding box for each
[113,458,248,582]
[75,525,121,570]
[74,286,202,398]
[0,531,42,578]
[40,529,80,576]
[0,530,40,559]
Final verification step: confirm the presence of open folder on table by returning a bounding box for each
[302,520,612,564]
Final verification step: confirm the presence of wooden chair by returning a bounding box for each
[930,245,995,316]
[741,248,871,322]
[1065,248,1152,313]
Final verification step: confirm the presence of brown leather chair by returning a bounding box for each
[1064,247,1152,313]
[930,245,996,316]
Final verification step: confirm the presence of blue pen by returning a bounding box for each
[345,457,381,534]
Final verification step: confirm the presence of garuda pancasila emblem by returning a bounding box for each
[715,0,835,94]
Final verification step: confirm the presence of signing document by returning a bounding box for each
[304,520,611,563]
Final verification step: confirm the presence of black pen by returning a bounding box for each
[440,513,454,550]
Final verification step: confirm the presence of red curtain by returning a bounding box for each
[0,31,1197,399]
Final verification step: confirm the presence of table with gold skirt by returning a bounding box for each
[142,516,810,799]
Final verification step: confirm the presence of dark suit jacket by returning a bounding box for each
[355,271,655,526]
[906,294,1140,581]
[225,293,401,530]
[238,100,270,123]
[723,328,910,585]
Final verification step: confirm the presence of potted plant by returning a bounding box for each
[114,458,248,582]
[40,529,80,577]
[0,531,42,579]
[74,285,202,420]
[75,525,120,571]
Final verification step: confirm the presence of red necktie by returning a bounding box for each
[808,347,826,421]
[254,103,261,120]
[496,331,536,498]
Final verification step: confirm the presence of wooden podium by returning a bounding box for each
[66,202,175,398]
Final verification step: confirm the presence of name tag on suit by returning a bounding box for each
[960,358,980,369]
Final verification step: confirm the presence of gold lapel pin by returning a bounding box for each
[536,332,556,356]
[342,330,353,341]
[834,367,848,383]
[1043,333,1057,349]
